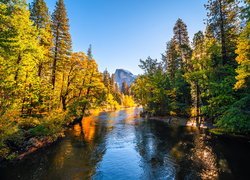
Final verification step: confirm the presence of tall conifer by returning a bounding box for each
[51,0,72,89]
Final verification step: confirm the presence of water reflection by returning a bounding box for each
[0,108,249,180]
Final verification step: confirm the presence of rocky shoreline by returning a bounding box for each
[0,132,65,165]
[148,116,250,141]
[17,133,65,160]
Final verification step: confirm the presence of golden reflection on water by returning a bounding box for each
[72,116,97,142]
[82,116,96,142]
[168,126,221,179]
[191,133,219,179]
[73,124,82,137]
[52,139,73,169]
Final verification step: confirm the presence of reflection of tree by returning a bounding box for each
[189,132,219,179]
[82,116,96,142]
[134,120,219,179]
[134,120,178,179]
[47,114,111,179]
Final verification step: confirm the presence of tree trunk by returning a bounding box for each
[218,0,227,65]
[15,54,22,83]
[52,25,59,89]
[61,96,67,111]
[196,81,200,128]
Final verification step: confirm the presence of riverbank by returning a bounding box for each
[148,116,250,140]
[1,108,249,179]
[148,116,212,128]
[0,107,138,163]
[0,110,70,163]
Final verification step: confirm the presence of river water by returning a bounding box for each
[0,108,249,180]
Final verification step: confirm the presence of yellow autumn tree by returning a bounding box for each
[234,22,250,89]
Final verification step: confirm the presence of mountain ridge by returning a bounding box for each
[114,69,137,88]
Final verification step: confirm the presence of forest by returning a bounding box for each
[0,0,135,160]
[0,0,249,163]
[132,0,250,134]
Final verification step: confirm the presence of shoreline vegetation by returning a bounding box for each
[144,112,250,139]
[0,106,137,163]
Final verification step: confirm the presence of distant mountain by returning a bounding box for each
[114,69,137,88]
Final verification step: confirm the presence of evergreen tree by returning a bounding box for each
[51,0,72,90]
[205,0,240,65]
[87,44,93,60]
[30,0,52,76]
[173,18,190,47]
[173,18,191,69]
[185,31,206,126]
[103,69,110,93]
[121,81,129,95]
[29,0,53,112]
[165,39,179,80]
[110,73,116,94]
[30,0,50,29]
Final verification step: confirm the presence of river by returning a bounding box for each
[0,108,249,180]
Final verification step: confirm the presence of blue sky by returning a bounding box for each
[28,0,207,75]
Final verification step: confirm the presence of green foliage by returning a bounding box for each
[202,66,237,118]
[216,95,250,134]
[18,117,41,130]
[172,70,191,116]
[205,0,239,65]
[134,1,249,134]
[4,130,25,150]
[132,57,174,116]
[28,125,50,137]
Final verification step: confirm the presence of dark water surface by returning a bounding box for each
[0,108,250,180]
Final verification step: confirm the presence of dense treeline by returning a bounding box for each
[132,0,250,134]
[0,0,134,159]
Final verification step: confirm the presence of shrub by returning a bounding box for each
[216,95,250,134]
[18,117,41,130]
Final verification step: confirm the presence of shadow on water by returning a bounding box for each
[0,108,249,180]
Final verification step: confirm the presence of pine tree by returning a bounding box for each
[29,0,53,112]
[103,69,110,93]
[165,39,179,80]
[173,18,189,47]
[121,81,129,95]
[110,73,116,94]
[205,0,240,65]
[185,31,206,126]
[30,0,50,29]
[87,44,93,60]
[173,18,191,69]
[51,0,72,90]
[30,0,52,77]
